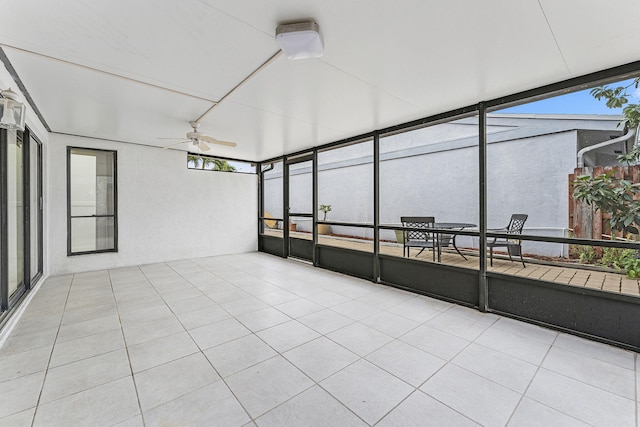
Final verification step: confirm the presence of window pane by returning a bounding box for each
[380,117,479,269]
[262,160,284,235]
[317,140,374,252]
[70,148,115,217]
[69,148,117,254]
[489,76,640,298]
[289,160,312,214]
[71,217,115,253]
[187,155,256,173]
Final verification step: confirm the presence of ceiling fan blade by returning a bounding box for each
[198,134,237,147]
[198,141,211,152]
[162,140,189,149]
[157,137,186,140]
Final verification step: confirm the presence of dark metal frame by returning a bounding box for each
[0,126,43,322]
[258,59,640,352]
[0,128,8,311]
[66,146,118,256]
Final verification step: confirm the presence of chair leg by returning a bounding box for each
[489,247,493,267]
[519,245,526,268]
[416,248,425,257]
[507,246,514,262]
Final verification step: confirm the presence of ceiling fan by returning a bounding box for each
[160,121,237,151]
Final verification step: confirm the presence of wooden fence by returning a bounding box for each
[568,165,640,240]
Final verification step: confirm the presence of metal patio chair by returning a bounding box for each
[401,216,438,261]
[488,214,528,268]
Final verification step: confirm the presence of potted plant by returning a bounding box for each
[318,204,332,235]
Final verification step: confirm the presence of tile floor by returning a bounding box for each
[0,252,638,426]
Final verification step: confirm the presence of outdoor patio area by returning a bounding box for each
[265,230,640,298]
[0,252,638,426]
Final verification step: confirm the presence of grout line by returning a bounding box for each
[504,331,559,426]
[30,274,74,427]
[109,266,147,427]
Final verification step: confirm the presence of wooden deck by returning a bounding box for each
[264,230,640,298]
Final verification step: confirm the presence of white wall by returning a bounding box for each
[47,133,257,275]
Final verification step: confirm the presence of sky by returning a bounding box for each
[499,79,639,115]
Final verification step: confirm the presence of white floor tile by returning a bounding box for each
[204,334,277,377]
[304,290,352,308]
[188,318,251,350]
[256,385,366,427]
[508,397,590,427]
[0,346,51,383]
[134,352,220,411]
[386,298,444,323]
[526,368,636,426]
[112,414,144,427]
[175,305,230,330]
[165,295,218,315]
[0,371,45,419]
[274,299,324,318]
[475,325,550,365]
[49,329,125,368]
[330,300,381,321]
[360,310,420,338]
[117,304,175,325]
[542,346,636,399]
[452,343,538,393]
[235,307,292,332]
[127,331,199,373]
[327,322,393,356]
[55,313,122,343]
[377,390,479,427]
[40,348,131,404]
[33,376,140,427]
[491,317,558,345]
[257,320,320,353]
[427,310,496,340]
[121,315,185,346]
[0,327,57,356]
[0,408,35,427]
[320,359,413,425]
[220,297,269,316]
[297,309,355,334]
[6,254,640,427]
[421,364,521,427]
[143,381,249,426]
[400,324,470,360]
[283,337,359,382]
[366,340,446,387]
[553,332,636,370]
[225,355,314,418]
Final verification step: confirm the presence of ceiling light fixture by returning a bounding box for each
[276,22,324,60]
[0,88,26,131]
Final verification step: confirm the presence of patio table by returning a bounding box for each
[433,222,476,261]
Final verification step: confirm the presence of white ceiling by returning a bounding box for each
[1,0,639,161]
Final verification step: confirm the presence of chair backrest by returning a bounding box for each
[506,214,528,235]
[401,216,435,241]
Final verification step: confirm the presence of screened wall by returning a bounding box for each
[257,62,640,352]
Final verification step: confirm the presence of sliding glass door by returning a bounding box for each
[0,127,42,315]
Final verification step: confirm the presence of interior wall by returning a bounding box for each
[47,133,258,275]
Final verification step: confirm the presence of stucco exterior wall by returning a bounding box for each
[264,123,578,257]
[47,134,258,275]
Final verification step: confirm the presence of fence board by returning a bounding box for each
[570,165,640,241]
